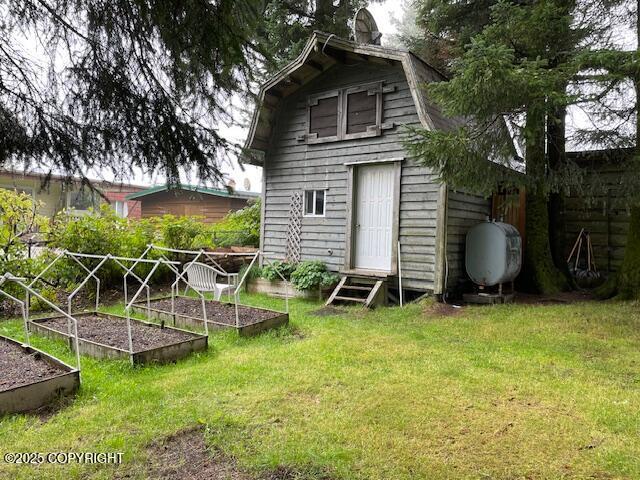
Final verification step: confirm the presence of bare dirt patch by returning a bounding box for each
[514,290,595,305]
[146,427,252,480]
[142,427,335,480]
[0,339,65,391]
[149,297,282,327]
[37,314,195,352]
[424,301,465,317]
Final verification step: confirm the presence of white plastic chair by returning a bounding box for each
[183,261,237,300]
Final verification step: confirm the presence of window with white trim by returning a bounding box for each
[304,189,326,217]
[114,200,129,218]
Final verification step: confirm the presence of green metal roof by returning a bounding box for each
[125,184,259,201]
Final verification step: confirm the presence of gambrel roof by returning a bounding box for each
[244,31,461,163]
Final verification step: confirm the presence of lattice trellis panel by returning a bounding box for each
[285,192,303,263]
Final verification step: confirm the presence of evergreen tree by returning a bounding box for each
[0,0,267,185]
[579,0,640,298]
[406,0,590,293]
[257,0,377,73]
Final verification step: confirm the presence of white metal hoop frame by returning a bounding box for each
[27,250,181,365]
[0,272,82,377]
[134,245,290,329]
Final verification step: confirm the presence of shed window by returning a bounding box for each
[309,96,339,139]
[305,82,384,144]
[346,90,377,134]
[304,190,325,217]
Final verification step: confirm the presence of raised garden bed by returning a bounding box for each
[131,295,288,337]
[0,335,79,414]
[247,278,332,300]
[29,312,207,365]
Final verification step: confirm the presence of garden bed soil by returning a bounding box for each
[0,340,65,391]
[29,312,208,364]
[148,297,280,327]
[132,296,289,337]
[0,335,79,414]
[36,314,195,352]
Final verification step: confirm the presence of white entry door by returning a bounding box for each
[354,163,395,271]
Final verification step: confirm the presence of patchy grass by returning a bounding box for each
[1,295,640,479]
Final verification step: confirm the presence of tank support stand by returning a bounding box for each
[462,281,515,304]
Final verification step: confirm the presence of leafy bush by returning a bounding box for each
[48,205,166,288]
[290,261,339,291]
[0,189,49,299]
[209,199,261,248]
[261,260,296,281]
[157,214,208,251]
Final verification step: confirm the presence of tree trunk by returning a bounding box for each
[520,104,568,293]
[547,104,573,284]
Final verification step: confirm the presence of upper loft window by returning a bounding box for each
[305,82,386,144]
[345,86,381,136]
[309,94,339,140]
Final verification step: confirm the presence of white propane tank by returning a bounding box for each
[465,220,522,287]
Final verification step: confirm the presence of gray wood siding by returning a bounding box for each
[262,62,439,291]
[445,190,491,288]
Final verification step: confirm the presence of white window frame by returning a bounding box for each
[303,189,327,217]
[114,200,129,218]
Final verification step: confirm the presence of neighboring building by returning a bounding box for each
[126,185,258,224]
[244,32,490,298]
[0,170,144,219]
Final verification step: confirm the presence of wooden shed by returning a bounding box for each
[126,185,258,224]
[244,32,491,303]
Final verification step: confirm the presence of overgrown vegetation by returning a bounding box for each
[290,260,339,291]
[0,189,49,298]
[1,295,640,479]
[251,260,339,291]
[0,198,261,300]
[206,200,261,248]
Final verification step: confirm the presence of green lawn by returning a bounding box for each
[1,295,640,479]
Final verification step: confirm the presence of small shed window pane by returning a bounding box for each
[346,90,377,134]
[309,96,338,138]
[315,190,325,215]
[304,190,326,217]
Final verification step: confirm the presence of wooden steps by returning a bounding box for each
[326,274,387,308]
